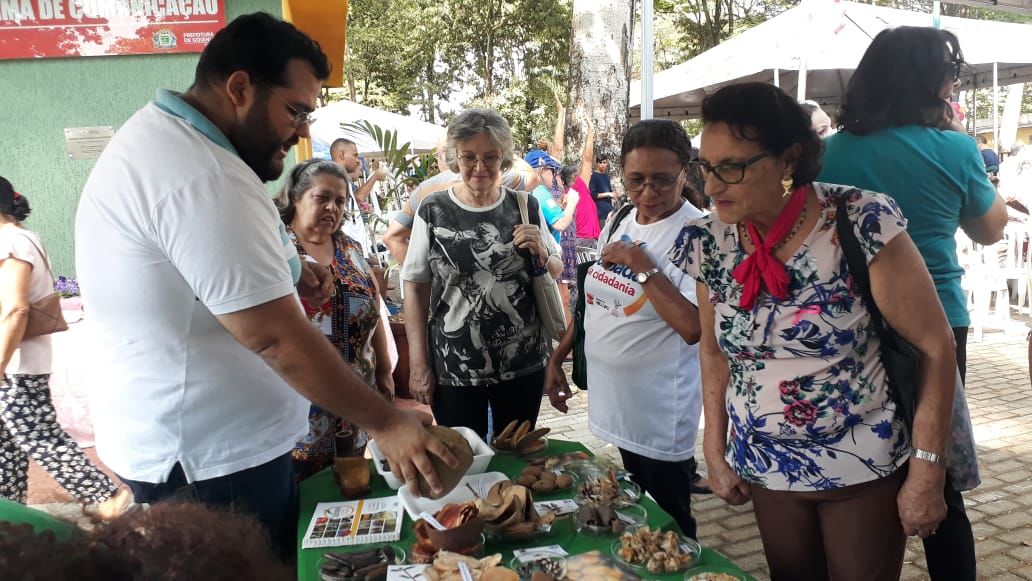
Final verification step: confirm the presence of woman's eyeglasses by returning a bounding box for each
[690,153,770,185]
[457,154,502,168]
[623,170,684,194]
[945,59,965,82]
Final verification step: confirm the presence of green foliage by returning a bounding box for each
[339,121,439,207]
[346,0,572,148]
[345,0,1031,146]
[655,0,798,61]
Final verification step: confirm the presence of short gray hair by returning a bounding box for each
[445,109,515,174]
[277,159,350,224]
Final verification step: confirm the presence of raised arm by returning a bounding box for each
[548,95,566,159]
[579,122,596,184]
[353,166,387,204]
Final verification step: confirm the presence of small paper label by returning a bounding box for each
[534,499,578,516]
[458,561,475,581]
[418,512,448,531]
[513,545,569,563]
[386,564,428,581]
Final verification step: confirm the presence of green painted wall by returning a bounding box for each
[1,0,285,276]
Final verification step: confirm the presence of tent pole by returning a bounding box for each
[797,58,808,101]
[641,0,655,120]
[970,75,977,135]
[774,68,780,88]
[993,62,999,150]
[797,0,812,101]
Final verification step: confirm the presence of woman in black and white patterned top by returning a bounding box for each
[402,109,561,438]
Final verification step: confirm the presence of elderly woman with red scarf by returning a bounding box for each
[668,83,957,581]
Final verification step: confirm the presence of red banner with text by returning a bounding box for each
[0,0,226,60]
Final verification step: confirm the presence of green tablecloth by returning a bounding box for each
[0,498,79,541]
[298,439,754,580]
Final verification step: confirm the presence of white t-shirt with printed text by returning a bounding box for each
[584,201,705,462]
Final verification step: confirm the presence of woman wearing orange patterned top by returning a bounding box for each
[277,160,394,480]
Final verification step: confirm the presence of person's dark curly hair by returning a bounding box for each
[620,119,703,205]
[0,502,292,580]
[0,176,31,222]
[700,82,823,185]
[838,26,963,135]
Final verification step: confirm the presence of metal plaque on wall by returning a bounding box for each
[64,126,114,160]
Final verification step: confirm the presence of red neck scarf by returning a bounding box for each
[732,185,808,310]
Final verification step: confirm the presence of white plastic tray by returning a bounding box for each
[398,471,508,520]
[369,426,495,490]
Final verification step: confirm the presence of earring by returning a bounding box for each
[781,176,794,198]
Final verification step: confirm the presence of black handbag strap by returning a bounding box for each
[602,204,635,245]
[834,194,887,335]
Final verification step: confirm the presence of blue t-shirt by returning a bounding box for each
[981,148,1001,170]
[532,185,564,243]
[589,172,615,222]
[819,126,997,328]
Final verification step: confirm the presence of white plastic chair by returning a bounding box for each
[963,231,1013,342]
[1000,223,1032,314]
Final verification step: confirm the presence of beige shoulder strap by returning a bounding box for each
[516,190,530,225]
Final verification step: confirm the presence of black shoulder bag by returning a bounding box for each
[572,205,635,390]
[834,195,920,429]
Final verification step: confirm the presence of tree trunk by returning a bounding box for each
[566,0,637,196]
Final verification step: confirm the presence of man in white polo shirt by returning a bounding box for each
[75,13,453,556]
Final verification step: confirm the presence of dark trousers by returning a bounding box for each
[617,449,698,540]
[922,327,976,581]
[119,453,297,562]
[751,467,908,581]
[432,369,545,440]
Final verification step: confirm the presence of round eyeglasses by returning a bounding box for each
[690,152,770,185]
[622,169,684,194]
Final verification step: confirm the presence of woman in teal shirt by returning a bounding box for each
[819,26,1006,581]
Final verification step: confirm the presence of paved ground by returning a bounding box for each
[25,323,1032,580]
[535,324,1032,581]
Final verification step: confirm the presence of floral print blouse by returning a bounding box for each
[668,183,911,491]
[287,228,381,481]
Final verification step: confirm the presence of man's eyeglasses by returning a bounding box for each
[623,170,684,194]
[259,84,314,127]
[457,154,502,168]
[690,153,770,185]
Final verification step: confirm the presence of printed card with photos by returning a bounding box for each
[302,496,404,549]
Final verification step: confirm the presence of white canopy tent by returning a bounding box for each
[629,1,1032,121]
[309,99,445,157]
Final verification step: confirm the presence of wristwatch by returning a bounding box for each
[913,448,946,467]
[635,267,660,284]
